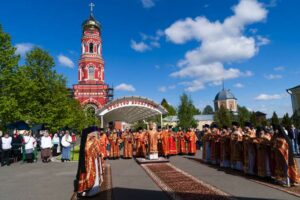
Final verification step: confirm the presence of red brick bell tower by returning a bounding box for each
[73,3,113,111]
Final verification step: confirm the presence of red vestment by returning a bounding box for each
[122,132,133,158]
[99,134,108,158]
[169,132,177,155]
[186,131,197,154]
[178,131,188,154]
[108,133,120,159]
[78,135,104,193]
[160,131,170,156]
[135,132,147,158]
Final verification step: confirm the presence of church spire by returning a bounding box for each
[222,78,225,90]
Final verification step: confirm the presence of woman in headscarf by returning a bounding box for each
[273,126,300,186]
[71,126,104,199]
[23,131,36,163]
[52,133,60,156]
[40,131,52,163]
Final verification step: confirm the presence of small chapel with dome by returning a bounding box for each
[214,86,238,113]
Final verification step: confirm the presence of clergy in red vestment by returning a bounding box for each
[273,126,300,187]
[135,127,147,158]
[210,124,221,165]
[160,127,170,157]
[177,127,188,155]
[186,128,198,155]
[71,126,104,199]
[169,127,177,155]
[99,129,108,159]
[145,124,160,159]
[121,128,134,159]
[108,131,121,159]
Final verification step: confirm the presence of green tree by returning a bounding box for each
[177,93,197,129]
[202,105,214,115]
[250,112,258,128]
[292,109,300,128]
[237,106,250,127]
[213,105,232,128]
[281,113,292,129]
[0,26,93,132]
[161,98,176,116]
[0,25,21,127]
[271,111,280,126]
[133,120,147,131]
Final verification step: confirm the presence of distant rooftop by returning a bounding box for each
[287,85,300,93]
[214,89,237,101]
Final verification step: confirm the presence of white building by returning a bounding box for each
[287,85,300,113]
[163,114,214,130]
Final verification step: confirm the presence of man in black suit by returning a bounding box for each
[288,124,299,155]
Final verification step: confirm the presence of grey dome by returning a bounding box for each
[214,89,236,101]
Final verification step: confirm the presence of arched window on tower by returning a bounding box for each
[82,43,85,54]
[89,43,94,53]
[88,66,95,80]
[97,44,100,55]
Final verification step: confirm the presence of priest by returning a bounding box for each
[99,129,108,159]
[71,126,104,199]
[160,126,170,158]
[168,127,177,156]
[135,127,147,158]
[146,123,160,159]
[186,128,198,155]
[121,128,134,159]
[108,130,121,159]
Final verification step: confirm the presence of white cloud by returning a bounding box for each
[15,43,35,56]
[158,85,176,93]
[265,74,282,80]
[234,83,244,88]
[130,40,150,52]
[255,94,282,100]
[249,28,258,34]
[267,0,277,8]
[274,66,285,71]
[164,0,268,91]
[257,35,270,46]
[158,86,167,92]
[115,83,136,92]
[141,0,155,8]
[131,30,163,52]
[57,55,74,68]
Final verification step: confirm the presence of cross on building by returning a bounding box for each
[89,2,95,13]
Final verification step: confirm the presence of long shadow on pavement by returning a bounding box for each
[79,187,283,200]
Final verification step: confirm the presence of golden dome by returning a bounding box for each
[82,14,101,31]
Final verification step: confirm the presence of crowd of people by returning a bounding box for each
[2,121,300,190]
[0,130,77,166]
[201,122,300,187]
[98,125,198,160]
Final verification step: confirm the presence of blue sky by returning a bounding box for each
[0,0,299,117]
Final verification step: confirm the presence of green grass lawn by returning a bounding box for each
[57,145,80,161]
